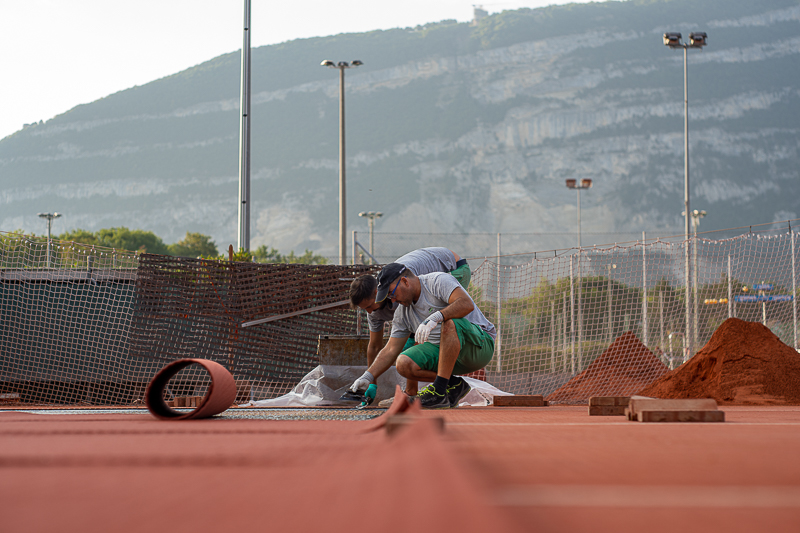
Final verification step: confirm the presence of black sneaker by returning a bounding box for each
[446,378,471,408]
[417,384,450,409]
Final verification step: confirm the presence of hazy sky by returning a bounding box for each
[0,0,597,141]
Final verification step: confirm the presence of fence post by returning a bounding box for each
[496,233,502,372]
[570,256,575,374]
[727,255,733,319]
[642,231,648,346]
[792,230,797,350]
[550,300,556,372]
[577,249,583,372]
[659,291,665,353]
[563,293,569,374]
[685,236,692,362]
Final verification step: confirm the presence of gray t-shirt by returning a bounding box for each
[367,247,458,333]
[390,272,496,344]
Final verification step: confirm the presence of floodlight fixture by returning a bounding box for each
[663,32,682,48]
[689,32,708,48]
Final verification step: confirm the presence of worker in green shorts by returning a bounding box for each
[348,263,495,409]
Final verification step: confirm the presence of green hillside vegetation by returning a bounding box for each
[1,228,326,264]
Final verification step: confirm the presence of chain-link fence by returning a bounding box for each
[1,220,797,405]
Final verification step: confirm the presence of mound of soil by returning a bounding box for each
[546,332,669,403]
[638,318,800,405]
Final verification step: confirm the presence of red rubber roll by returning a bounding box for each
[145,358,237,420]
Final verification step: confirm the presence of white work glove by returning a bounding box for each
[349,370,374,393]
[415,311,444,344]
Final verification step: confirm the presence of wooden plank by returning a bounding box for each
[637,410,725,423]
[589,405,627,416]
[493,395,547,407]
[589,396,630,407]
[628,398,718,417]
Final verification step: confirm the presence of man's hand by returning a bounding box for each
[349,370,374,392]
[415,311,443,344]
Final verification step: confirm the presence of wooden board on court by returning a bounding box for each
[588,396,630,415]
[626,398,718,420]
[493,395,547,407]
[637,410,725,423]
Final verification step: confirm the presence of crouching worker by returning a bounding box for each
[348,263,496,409]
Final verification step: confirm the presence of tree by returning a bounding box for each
[58,229,100,247]
[251,245,328,264]
[94,227,170,255]
[168,232,218,258]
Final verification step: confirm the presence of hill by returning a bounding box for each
[2,0,799,257]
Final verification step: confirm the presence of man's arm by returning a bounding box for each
[368,335,409,380]
[414,285,474,344]
[440,286,474,320]
[366,330,384,366]
[349,335,409,392]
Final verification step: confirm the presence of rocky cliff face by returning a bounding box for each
[1,0,798,258]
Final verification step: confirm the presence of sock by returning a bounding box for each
[448,375,461,387]
[432,376,449,395]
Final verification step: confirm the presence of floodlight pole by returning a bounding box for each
[358,211,383,261]
[237,0,252,252]
[321,59,362,265]
[566,179,593,249]
[38,212,61,268]
[664,31,707,360]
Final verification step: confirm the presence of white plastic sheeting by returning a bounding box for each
[241,365,513,408]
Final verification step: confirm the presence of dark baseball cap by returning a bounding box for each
[375,263,406,302]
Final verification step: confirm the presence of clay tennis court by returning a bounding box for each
[2,402,799,533]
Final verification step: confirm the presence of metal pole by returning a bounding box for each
[642,231,648,346]
[496,233,502,371]
[570,257,575,374]
[46,218,52,268]
[237,0,251,252]
[352,230,357,265]
[576,188,581,249]
[659,291,665,353]
[683,44,692,359]
[608,265,613,343]
[550,300,555,372]
[577,249,583,372]
[727,255,732,318]
[563,294,568,373]
[369,218,375,259]
[792,230,797,350]
[693,218,699,349]
[339,67,347,266]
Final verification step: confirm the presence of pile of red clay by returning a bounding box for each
[546,332,668,404]
[638,318,800,405]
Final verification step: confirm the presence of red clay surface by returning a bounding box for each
[2,405,800,532]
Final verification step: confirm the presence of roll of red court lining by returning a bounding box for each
[145,358,237,420]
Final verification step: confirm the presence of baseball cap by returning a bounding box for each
[375,263,406,302]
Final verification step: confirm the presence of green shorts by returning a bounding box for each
[400,318,494,376]
[449,263,471,290]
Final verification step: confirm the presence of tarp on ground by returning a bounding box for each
[242,365,512,407]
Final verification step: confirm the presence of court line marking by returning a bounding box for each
[495,484,800,508]
[448,422,800,426]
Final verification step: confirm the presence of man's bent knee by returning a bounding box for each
[396,354,419,378]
